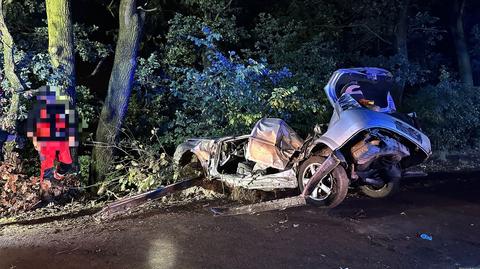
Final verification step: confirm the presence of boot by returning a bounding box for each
[54,162,72,180]
[42,168,65,198]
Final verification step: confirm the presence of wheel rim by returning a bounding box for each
[301,162,334,201]
[364,183,389,192]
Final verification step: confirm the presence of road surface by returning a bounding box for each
[0,172,479,269]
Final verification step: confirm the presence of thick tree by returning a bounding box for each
[0,0,24,133]
[92,0,145,181]
[450,0,474,86]
[45,0,76,99]
[46,0,79,167]
[394,0,409,104]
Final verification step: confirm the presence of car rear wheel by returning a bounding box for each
[298,155,349,208]
[359,164,401,198]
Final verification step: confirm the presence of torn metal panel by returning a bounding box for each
[173,138,217,169]
[246,118,304,170]
[215,168,298,191]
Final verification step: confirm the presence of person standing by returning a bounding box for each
[27,86,78,189]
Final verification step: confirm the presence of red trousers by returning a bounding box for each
[38,141,72,181]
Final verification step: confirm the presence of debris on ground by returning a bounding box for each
[278,215,288,224]
[0,200,104,225]
[96,177,207,218]
[419,233,433,241]
[0,161,41,216]
[166,185,226,202]
[422,151,480,173]
[354,209,367,219]
[0,157,82,219]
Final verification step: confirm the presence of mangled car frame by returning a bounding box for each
[174,67,432,211]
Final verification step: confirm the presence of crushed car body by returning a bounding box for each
[173,67,432,214]
[174,118,303,190]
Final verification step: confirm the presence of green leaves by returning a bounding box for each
[74,23,112,63]
[76,85,97,131]
[406,68,480,150]
[105,136,175,194]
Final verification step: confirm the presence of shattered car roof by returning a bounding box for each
[246,118,304,170]
[174,118,304,171]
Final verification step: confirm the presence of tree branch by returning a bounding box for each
[89,57,106,77]
[215,0,233,21]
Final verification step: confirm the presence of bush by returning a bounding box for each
[97,132,174,195]
[78,155,91,185]
[406,69,480,151]
[161,27,323,145]
[124,53,174,138]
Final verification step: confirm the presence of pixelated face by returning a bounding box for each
[36,86,70,106]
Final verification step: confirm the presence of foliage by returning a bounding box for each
[76,85,97,130]
[74,24,113,63]
[162,0,240,68]
[0,161,40,216]
[470,25,480,76]
[124,53,174,137]
[249,11,346,131]
[161,27,321,145]
[98,132,173,195]
[78,155,91,185]
[406,68,480,151]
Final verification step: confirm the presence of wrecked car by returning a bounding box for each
[174,67,432,209]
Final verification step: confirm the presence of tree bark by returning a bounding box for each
[0,0,24,133]
[392,0,410,105]
[393,0,409,106]
[46,0,76,101]
[451,0,474,87]
[92,0,145,181]
[46,0,78,167]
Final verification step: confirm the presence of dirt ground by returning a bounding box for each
[0,171,479,269]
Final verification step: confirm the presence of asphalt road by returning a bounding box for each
[0,171,479,269]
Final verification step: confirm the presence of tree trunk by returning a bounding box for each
[393,0,409,106]
[91,0,145,182]
[0,0,24,163]
[46,0,76,100]
[451,0,474,87]
[0,0,24,133]
[46,0,78,167]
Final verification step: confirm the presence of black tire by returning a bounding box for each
[298,155,349,208]
[359,164,401,198]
